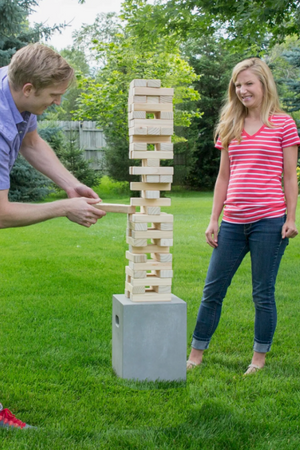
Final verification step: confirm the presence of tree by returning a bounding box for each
[281,47,300,113]
[38,122,100,188]
[0,0,62,66]
[121,0,300,54]
[75,16,200,181]
[179,37,241,189]
[9,156,53,202]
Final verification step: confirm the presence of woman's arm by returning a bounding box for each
[205,150,230,248]
[282,145,299,239]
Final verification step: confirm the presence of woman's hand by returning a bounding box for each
[205,219,219,248]
[282,219,298,239]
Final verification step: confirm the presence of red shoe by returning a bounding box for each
[0,403,34,429]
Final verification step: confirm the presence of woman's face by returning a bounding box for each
[235,69,264,112]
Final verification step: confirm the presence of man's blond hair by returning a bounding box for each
[8,43,75,92]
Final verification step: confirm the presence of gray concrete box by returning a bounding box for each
[112,294,187,381]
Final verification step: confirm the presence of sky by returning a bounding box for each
[29,0,124,50]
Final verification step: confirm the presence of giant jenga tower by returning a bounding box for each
[125,79,174,302]
[111,79,186,382]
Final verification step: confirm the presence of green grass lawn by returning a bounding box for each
[0,192,300,449]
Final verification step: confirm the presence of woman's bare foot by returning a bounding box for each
[187,348,204,370]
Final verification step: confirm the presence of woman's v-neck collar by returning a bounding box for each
[243,123,265,139]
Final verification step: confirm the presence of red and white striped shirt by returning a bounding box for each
[216,114,300,224]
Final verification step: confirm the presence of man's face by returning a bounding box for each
[25,80,69,115]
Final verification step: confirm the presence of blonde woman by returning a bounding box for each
[187,58,300,375]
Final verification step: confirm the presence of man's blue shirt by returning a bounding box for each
[0,67,37,190]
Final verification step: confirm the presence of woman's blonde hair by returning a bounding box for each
[8,43,75,92]
[214,58,284,149]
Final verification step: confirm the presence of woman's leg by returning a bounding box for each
[188,221,249,365]
[248,216,288,370]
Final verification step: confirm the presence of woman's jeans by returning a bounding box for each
[192,217,288,353]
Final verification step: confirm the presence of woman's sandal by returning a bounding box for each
[243,364,263,375]
[186,360,200,370]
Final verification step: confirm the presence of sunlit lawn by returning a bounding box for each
[0,191,300,449]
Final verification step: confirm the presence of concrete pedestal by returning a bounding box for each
[112,294,187,381]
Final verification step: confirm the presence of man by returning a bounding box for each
[0,43,106,429]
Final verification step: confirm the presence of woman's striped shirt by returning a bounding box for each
[216,114,300,224]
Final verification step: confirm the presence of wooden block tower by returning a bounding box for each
[125,79,174,302]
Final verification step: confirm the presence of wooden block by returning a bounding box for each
[143,206,161,215]
[143,159,160,168]
[152,253,173,262]
[133,87,174,96]
[147,127,161,135]
[129,167,173,175]
[129,143,147,151]
[129,244,169,254]
[157,143,173,151]
[130,135,171,144]
[130,119,173,127]
[147,80,161,87]
[132,95,147,103]
[131,213,173,223]
[126,251,147,263]
[94,203,135,214]
[160,96,173,103]
[129,275,172,287]
[128,111,146,120]
[130,182,171,191]
[144,175,160,182]
[131,230,173,239]
[153,286,172,294]
[129,260,172,271]
[142,191,160,199]
[129,127,147,135]
[155,222,173,231]
[154,269,173,278]
[130,79,147,88]
[126,266,147,279]
[152,239,173,247]
[131,103,173,113]
[130,292,171,302]
[147,96,160,104]
[125,281,146,294]
[160,175,173,183]
[130,151,173,160]
[127,237,147,247]
[128,221,148,231]
[130,198,171,207]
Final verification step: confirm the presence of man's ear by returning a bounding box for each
[22,83,34,97]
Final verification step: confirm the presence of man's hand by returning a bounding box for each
[66,184,100,200]
[66,197,106,228]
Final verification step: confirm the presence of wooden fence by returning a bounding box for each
[41,121,107,171]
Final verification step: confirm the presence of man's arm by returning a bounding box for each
[0,189,106,229]
[20,129,99,199]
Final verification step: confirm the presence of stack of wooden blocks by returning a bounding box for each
[125,79,174,302]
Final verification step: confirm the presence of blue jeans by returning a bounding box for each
[192,217,288,353]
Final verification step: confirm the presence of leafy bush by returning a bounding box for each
[95,175,130,199]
